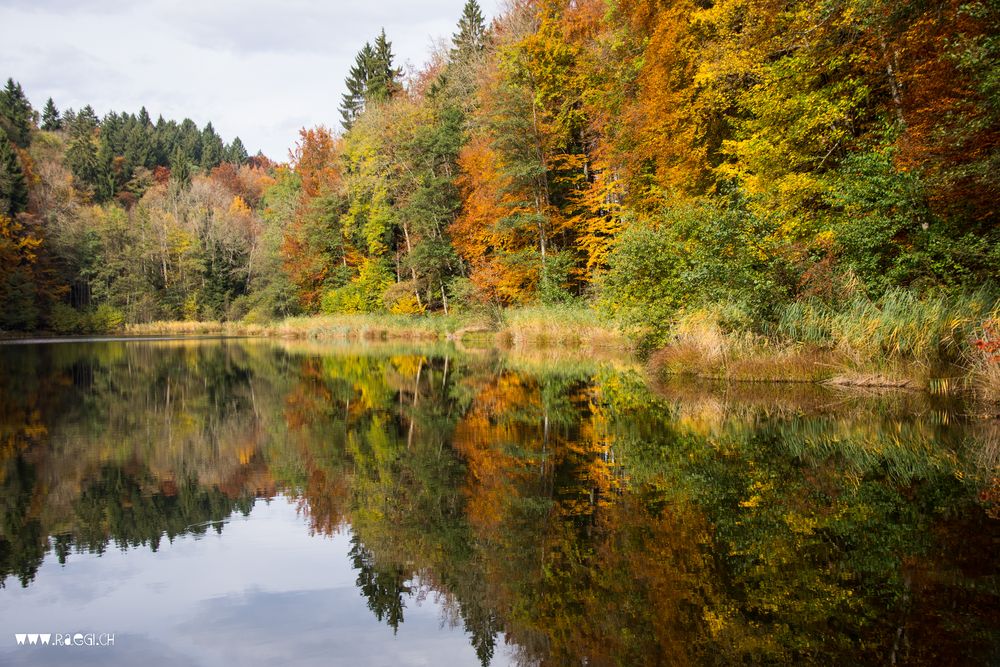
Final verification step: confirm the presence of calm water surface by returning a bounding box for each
[0,338,997,665]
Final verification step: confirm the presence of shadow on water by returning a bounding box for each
[0,338,997,665]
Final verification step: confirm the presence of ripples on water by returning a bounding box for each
[0,338,997,665]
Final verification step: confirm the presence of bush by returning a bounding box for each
[320,258,393,315]
[48,303,124,334]
[89,304,124,333]
[601,197,797,348]
[48,302,85,334]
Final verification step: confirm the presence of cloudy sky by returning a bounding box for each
[0,0,496,160]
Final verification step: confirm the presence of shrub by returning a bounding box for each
[321,258,393,315]
[89,304,124,333]
[601,197,796,348]
[48,302,85,334]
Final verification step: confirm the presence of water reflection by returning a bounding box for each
[0,339,997,665]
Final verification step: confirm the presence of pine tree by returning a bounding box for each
[200,121,224,169]
[225,136,248,165]
[170,146,191,186]
[94,139,118,202]
[65,106,100,197]
[177,118,202,166]
[41,98,61,131]
[123,119,155,170]
[340,42,376,131]
[451,0,486,61]
[0,128,28,216]
[368,29,402,103]
[0,79,34,148]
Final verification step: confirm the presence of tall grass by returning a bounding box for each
[497,303,626,348]
[123,305,626,348]
[774,288,998,364]
[648,289,1000,388]
[127,313,466,340]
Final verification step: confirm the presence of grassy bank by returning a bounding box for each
[645,290,1000,403]
[29,292,1000,406]
[123,304,629,350]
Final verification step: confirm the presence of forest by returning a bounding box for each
[1,0,998,360]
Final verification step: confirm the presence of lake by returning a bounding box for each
[0,338,997,665]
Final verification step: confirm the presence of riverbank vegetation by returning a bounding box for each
[1,0,998,393]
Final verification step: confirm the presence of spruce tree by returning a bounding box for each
[0,79,34,148]
[65,106,100,197]
[177,118,202,166]
[340,42,376,131]
[225,137,248,165]
[200,121,224,169]
[451,0,486,61]
[0,128,28,216]
[41,98,61,131]
[123,119,155,170]
[368,29,402,103]
[170,146,191,186]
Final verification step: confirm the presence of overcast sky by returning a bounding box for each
[0,0,496,160]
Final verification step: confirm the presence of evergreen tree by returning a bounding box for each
[64,106,100,197]
[123,117,155,170]
[99,111,127,155]
[225,136,248,165]
[340,42,376,131]
[177,118,202,166]
[0,128,28,216]
[200,121,224,169]
[0,79,34,148]
[41,98,61,131]
[94,139,118,202]
[170,146,191,186]
[451,0,486,61]
[154,116,178,165]
[368,29,402,103]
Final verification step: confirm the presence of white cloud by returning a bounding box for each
[0,0,495,159]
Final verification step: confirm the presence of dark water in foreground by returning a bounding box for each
[0,338,997,666]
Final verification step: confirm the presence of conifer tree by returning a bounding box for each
[225,137,248,165]
[200,121,224,169]
[65,106,100,197]
[368,29,402,102]
[41,98,61,131]
[451,0,486,61]
[340,42,376,131]
[0,79,34,148]
[170,146,191,186]
[0,128,28,216]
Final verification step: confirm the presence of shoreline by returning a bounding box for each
[4,309,997,406]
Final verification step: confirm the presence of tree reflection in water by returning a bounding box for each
[0,339,997,665]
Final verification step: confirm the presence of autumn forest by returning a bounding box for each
[0,0,998,355]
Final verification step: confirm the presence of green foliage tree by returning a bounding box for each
[40,98,61,132]
[451,0,487,62]
[0,78,33,148]
[0,128,28,216]
[368,29,403,103]
[340,42,377,131]
[64,105,100,198]
[200,121,224,169]
[225,136,248,165]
